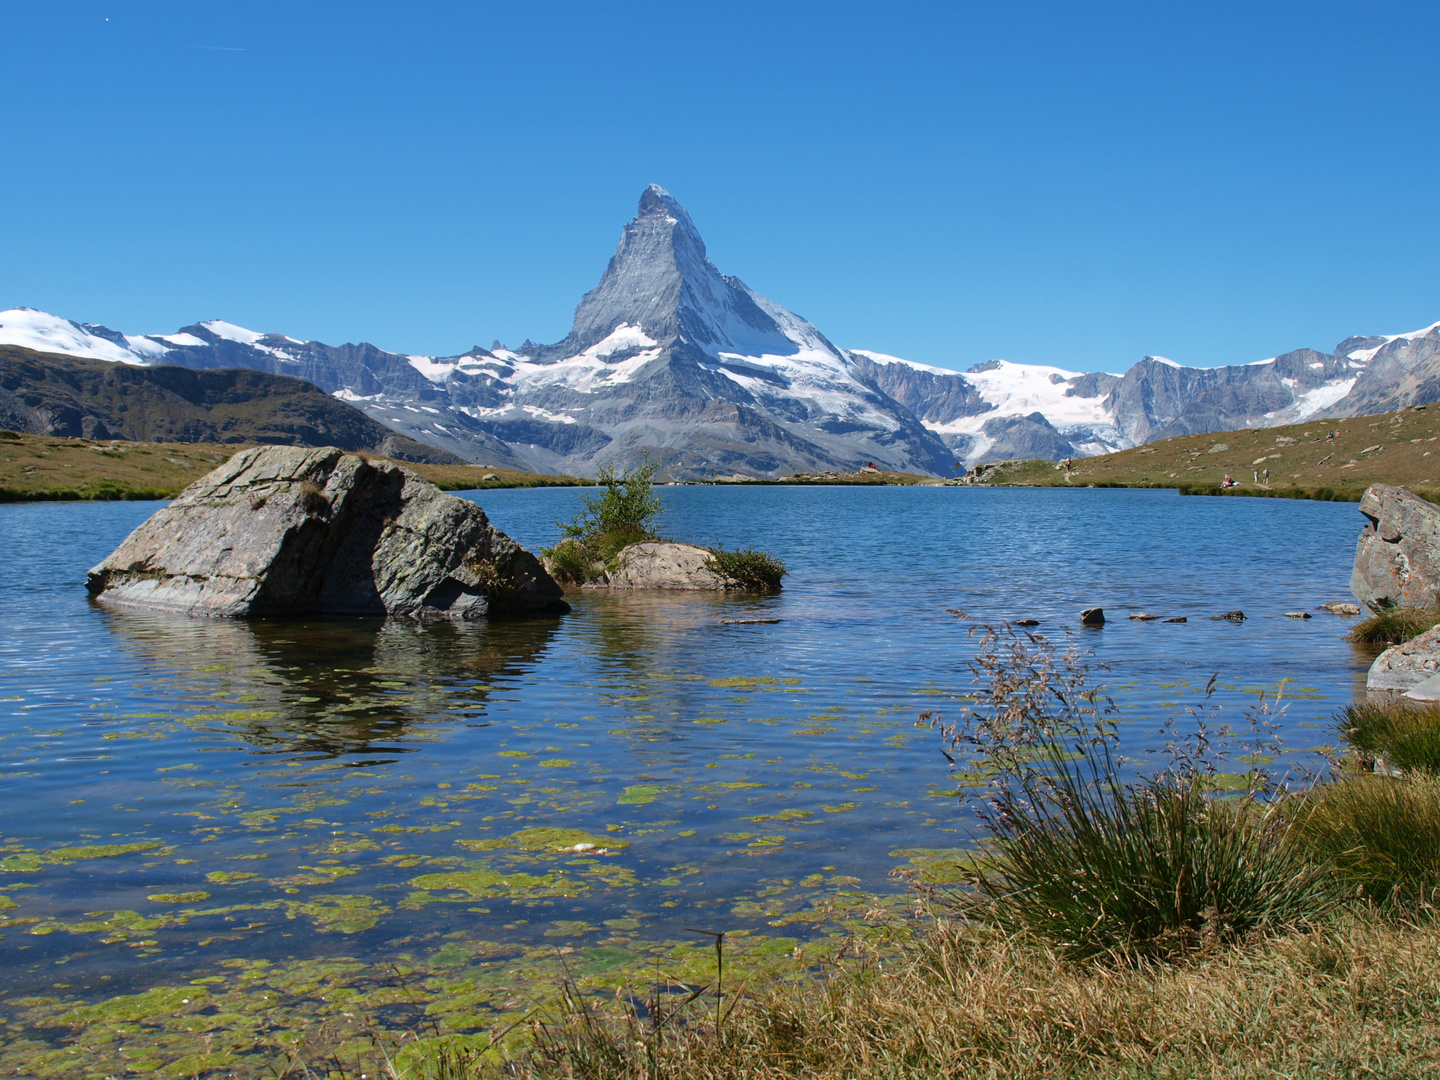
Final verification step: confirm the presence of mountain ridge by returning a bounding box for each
[3,186,1438,476]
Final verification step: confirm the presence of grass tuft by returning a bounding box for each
[1293,773,1440,907]
[704,546,786,592]
[1338,698,1440,773]
[1348,604,1440,644]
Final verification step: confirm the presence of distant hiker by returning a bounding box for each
[1263,467,1269,482]
[1253,469,1258,483]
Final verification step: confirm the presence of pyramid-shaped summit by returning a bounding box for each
[497,185,955,477]
[542,185,816,363]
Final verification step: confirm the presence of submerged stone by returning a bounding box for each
[86,446,567,619]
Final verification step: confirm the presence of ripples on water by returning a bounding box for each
[0,485,1378,1065]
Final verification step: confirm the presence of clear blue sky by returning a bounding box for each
[3,1,1437,372]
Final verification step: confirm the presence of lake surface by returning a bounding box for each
[0,486,1377,1074]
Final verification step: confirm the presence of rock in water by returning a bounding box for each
[86,446,566,619]
[1368,624,1440,694]
[1320,601,1361,615]
[1212,610,1246,621]
[1351,484,1440,612]
[1080,607,1104,626]
[592,542,731,590]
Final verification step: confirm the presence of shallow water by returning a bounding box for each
[0,486,1377,1073]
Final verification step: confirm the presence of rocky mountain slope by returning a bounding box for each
[3,186,1437,475]
[0,345,462,463]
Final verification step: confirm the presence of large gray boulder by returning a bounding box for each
[1350,484,1440,613]
[87,446,566,619]
[1367,625,1440,694]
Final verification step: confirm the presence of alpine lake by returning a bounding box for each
[0,484,1379,1077]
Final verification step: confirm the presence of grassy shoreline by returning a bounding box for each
[972,404,1440,502]
[0,431,586,502]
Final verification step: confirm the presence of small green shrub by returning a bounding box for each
[561,457,663,541]
[1338,699,1440,773]
[1349,605,1440,645]
[544,459,664,583]
[705,546,786,592]
[1293,774,1440,907]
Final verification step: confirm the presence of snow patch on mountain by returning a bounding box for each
[848,349,958,377]
[0,308,157,365]
[200,319,265,345]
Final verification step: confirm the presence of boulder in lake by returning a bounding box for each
[589,541,732,590]
[1080,607,1104,626]
[1321,601,1361,615]
[1368,624,1440,694]
[1351,484,1440,613]
[1212,610,1246,621]
[87,446,567,619]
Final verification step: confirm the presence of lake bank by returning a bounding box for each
[0,431,586,501]
[970,404,1440,503]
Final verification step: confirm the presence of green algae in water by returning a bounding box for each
[708,676,780,688]
[48,841,163,861]
[285,893,390,934]
[617,785,663,806]
[457,827,630,853]
[147,891,211,903]
[408,868,585,899]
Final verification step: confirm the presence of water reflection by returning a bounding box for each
[97,609,563,761]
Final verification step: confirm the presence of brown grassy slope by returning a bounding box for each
[0,431,584,501]
[977,405,1440,500]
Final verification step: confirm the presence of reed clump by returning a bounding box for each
[704,546,786,593]
[1348,604,1440,644]
[1338,697,1440,773]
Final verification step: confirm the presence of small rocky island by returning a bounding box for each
[87,446,566,619]
[542,459,786,592]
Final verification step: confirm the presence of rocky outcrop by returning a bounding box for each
[1367,625,1440,694]
[589,542,731,590]
[87,446,566,619]
[1350,484,1440,612]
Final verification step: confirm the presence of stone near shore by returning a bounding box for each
[1350,484,1440,612]
[587,541,732,590]
[87,446,566,619]
[1367,625,1440,694]
[1080,607,1104,626]
[1321,601,1361,615]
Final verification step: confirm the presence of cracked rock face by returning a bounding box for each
[1350,483,1440,613]
[86,446,566,619]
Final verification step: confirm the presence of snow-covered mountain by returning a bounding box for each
[4,185,1438,475]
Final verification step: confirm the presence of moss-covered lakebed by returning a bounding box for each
[0,486,1378,1076]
